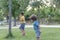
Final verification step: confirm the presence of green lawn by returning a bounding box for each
[0,28,60,40]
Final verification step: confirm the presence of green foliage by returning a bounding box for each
[0,0,30,18]
[12,0,20,17]
[0,0,8,17]
[0,11,4,21]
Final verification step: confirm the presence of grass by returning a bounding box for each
[0,28,60,40]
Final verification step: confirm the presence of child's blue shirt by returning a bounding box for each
[33,20,40,32]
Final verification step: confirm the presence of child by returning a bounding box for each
[30,14,40,40]
[19,12,26,36]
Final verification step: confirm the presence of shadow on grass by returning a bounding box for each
[3,34,15,40]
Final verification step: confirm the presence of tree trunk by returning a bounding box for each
[9,0,12,36]
[14,17,16,26]
[6,0,13,38]
[6,16,9,23]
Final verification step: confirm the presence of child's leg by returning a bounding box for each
[19,23,25,36]
[37,37,40,40]
[21,29,25,36]
[36,31,40,40]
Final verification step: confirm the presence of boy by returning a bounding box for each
[30,14,40,40]
[19,12,26,36]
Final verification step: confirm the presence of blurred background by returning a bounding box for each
[0,0,60,40]
[0,0,60,26]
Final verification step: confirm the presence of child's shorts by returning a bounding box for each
[36,31,40,38]
[19,23,25,30]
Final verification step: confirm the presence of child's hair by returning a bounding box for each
[21,12,24,15]
[30,14,37,21]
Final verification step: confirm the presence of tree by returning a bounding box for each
[0,0,30,37]
[5,0,13,38]
[30,0,42,21]
[0,0,30,26]
[0,0,9,23]
[12,0,30,26]
[12,0,20,26]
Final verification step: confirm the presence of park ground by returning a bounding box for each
[0,27,60,40]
